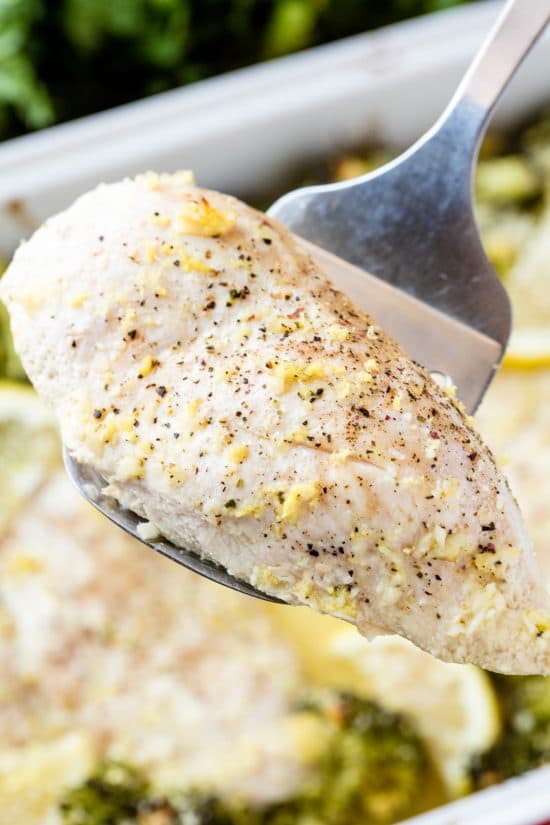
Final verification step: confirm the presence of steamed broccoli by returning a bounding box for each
[59,692,435,825]
[59,761,149,824]
[138,792,247,825]
[470,676,550,789]
[59,765,245,825]
[262,692,435,825]
[59,762,246,825]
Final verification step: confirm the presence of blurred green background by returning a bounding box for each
[1,0,471,142]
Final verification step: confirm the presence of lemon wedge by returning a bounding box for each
[267,605,500,798]
[0,381,60,534]
[504,327,550,369]
[328,631,500,797]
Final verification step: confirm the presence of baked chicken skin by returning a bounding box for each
[3,172,550,674]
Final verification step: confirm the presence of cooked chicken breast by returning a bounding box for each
[3,172,550,674]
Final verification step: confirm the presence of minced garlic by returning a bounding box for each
[178,198,236,237]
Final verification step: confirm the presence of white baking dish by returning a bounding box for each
[404,765,550,825]
[1,1,549,822]
[1,0,549,257]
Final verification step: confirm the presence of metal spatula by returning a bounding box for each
[64,0,550,602]
[269,0,549,413]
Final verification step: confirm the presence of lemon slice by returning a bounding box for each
[503,204,550,368]
[504,327,550,369]
[0,381,60,534]
[328,631,500,797]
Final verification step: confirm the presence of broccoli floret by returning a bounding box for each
[262,692,433,825]
[59,693,434,825]
[139,791,249,825]
[60,761,149,824]
[469,731,548,791]
[470,676,550,789]
[59,762,254,825]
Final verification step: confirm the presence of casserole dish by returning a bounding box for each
[0,2,549,822]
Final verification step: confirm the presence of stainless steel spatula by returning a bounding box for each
[270,0,549,413]
[64,0,550,601]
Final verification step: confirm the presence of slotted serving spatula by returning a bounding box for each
[65,0,550,601]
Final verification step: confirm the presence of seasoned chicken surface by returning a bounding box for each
[3,172,550,674]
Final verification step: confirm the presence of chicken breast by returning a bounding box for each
[3,172,550,674]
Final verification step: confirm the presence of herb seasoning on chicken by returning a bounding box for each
[2,171,550,674]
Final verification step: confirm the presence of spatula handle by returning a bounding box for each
[445,0,550,134]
